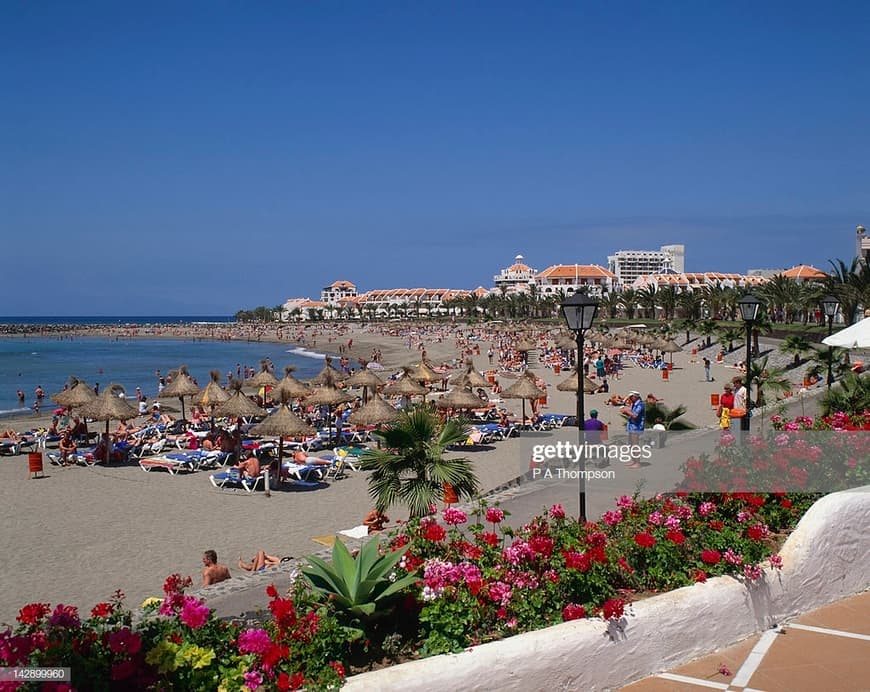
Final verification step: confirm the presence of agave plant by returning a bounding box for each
[302,537,419,632]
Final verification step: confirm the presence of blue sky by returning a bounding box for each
[2,2,867,315]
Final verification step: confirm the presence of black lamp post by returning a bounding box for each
[560,293,599,521]
[821,294,840,390]
[738,294,763,433]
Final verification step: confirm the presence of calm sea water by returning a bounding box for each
[0,336,329,417]
[0,316,235,326]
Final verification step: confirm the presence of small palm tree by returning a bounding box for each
[748,356,790,407]
[780,335,813,368]
[361,406,479,518]
[806,347,851,383]
[820,372,870,416]
[644,402,695,430]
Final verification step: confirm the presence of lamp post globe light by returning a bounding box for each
[560,292,599,521]
[821,294,840,390]
[738,294,763,433]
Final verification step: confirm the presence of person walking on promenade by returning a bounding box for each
[703,357,713,382]
[621,391,645,468]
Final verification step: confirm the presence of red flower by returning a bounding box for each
[390,534,410,550]
[262,643,289,669]
[266,584,279,599]
[617,557,634,574]
[486,507,505,524]
[108,627,142,656]
[563,550,591,572]
[562,604,586,621]
[665,530,686,544]
[90,602,113,619]
[693,569,708,583]
[634,532,656,548]
[162,573,192,596]
[746,525,765,541]
[269,596,297,631]
[480,531,500,547]
[701,549,721,565]
[329,661,346,679]
[708,520,725,532]
[549,504,566,519]
[587,545,608,564]
[422,522,446,542]
[780,499,793,508]
[461,542,483,560]
[529,535,554,557]
[600,598,625,620]
[17,602,50,625]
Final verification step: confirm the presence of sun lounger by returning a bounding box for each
[209,469,266,493]
[139,457,197,475]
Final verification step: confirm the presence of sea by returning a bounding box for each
[0,317,330,417]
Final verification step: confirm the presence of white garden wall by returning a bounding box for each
[346,487,870,691]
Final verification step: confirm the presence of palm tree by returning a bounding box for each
[697,319,718,349]
[636,286,658,319]
[644,402,695,430]
[656,286,678,321]
[599,291,621,320]
[716,325,744,353]
[747,356,790,407]
[827,258,865,326]
[361,407,479,518]
[819,372,870,416]
[677,288,705,321]
[619,288,638,319]
[805,346,851,384]
[780,335,813,368]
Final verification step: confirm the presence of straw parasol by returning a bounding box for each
[51,377,97,410]
[501,372,545,430]
[272,366,310,401]
[78,384,139,462]
[435,386,486,411]
[158,365,200,421]
[214,381,264,419]
[554,334,578,351]
[347,392,399,427]
[195,370,230,409]
[659,339,682,364]
[305,371,356,445]
[245,360,280,402]
[406,359,442,384]
[514,338,536,352]
[450,361,491,389]
[383,369,429,398]
[249,404,315,470]
[309,356,347,385]
[344,367,384,404]
[556,368,598,394]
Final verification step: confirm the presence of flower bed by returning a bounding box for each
[1,414,865,691]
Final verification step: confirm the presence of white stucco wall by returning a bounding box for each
[345,487,870,691]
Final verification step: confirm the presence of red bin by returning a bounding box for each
[28,452,44,479]
[554,364,561,374]
[710,393,720,408]
[662,368,669,381]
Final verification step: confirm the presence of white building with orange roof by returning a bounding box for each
[493,254,537,294]
[320,280,357,305]
[353,287,474,317]
[535,264,616,297]
[631,271,768,292]
[780,265,828,283]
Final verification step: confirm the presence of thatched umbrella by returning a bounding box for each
[195,370,230,409]
[435,386,486,412]
[659,339,683,364]
[309,356,347,385]
[450,362,490,390]
[214,381,264,462]
[347,392,399,427]
[383,369,429,398]
[245,360,280,403]
[515,338,536,352]
[305,372,356,445]
[158,365,200,421]
[78,384,139,462]
[344,368,384,405]
[51,377,97,410]
[556,368,598,394]
[554,334,578,351]
[502,372,545,430]
[249,404,315,471]
[272,366,310,402]
[406,359,441,384]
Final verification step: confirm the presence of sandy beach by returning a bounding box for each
[0,323,824,624]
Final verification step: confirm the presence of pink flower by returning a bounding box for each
[602,510,623,526]
[769,554,783,570]
[549,504,566,519]
[743,564,763,581]
[488,581,512,606]
[244,670,264,689]
[238,628,272,655]
[485,507,505,524]
[724,549,743,566]
[718,664,732,677]
[698,502,716,516]
[179,596,210,629]
[442,507,468,526]
[616,495,635,510]
[647,511,663,526]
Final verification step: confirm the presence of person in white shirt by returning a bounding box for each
[732,378,747,411]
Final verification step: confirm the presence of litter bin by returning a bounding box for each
[554,364,561,375]
[28,452,44,479]
[661,368,669,381]
[710,393,720,408]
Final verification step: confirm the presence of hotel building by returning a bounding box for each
[534,264,616,297]
[607,244,685,287]
[493,255,537,294]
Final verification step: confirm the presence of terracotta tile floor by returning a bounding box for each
[621,591,870,692]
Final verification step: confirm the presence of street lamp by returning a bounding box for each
[560,293,599,521]
[738,294,763,433]
[821,294,840,389]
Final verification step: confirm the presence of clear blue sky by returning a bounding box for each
[2,1,867,315]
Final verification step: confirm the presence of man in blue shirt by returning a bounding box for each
[621,390,645,468]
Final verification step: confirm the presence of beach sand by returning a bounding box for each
[0,325,822,623]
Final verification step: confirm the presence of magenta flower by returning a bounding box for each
[548,504,566,519]
[485,507,505,524]
[601,510,622,526]
[769,554,783,570]
[238,628,272,655]
[442,507,468,526]
[244,670,264,689]
[108,627,142,656]
[179,596,210,629]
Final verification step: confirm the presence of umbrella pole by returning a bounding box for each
[180,396,186,422]
[521,400,527,432]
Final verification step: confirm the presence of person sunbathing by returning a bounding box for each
[606,395,625,407]
[58,431,77,466]
[0,430,20,441]
[362,509,390,534]
[238,550,286,572]
[234,455,261,479]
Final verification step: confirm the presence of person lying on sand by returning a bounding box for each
[238,551,290,572]
[202,550,231,586]
[363,509,390,534]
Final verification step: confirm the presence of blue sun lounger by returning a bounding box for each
[209,469,266,493]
